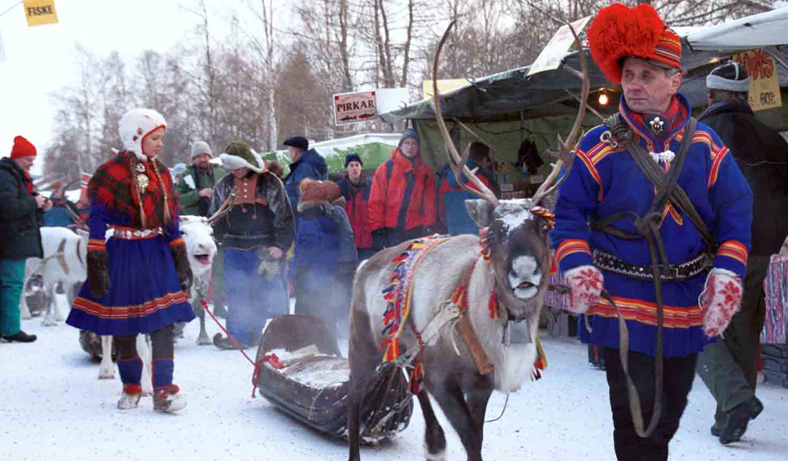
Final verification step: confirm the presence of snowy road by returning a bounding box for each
[2,303,787,461]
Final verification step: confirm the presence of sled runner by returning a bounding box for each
[254,314,413,441]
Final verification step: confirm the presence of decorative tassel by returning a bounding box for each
[488,284,500,320]
[479,227,492,262]
[409,360,424,394]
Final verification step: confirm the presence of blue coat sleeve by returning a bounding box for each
[551,141,602,274]
[707,142,753,280]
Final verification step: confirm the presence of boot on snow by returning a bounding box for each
[719,397,764,444]
[153,384,186,413]
[117,384,142,410]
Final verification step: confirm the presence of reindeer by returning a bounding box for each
[175,215,219,345]
[346,21,588,461]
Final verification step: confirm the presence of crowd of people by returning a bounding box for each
[1,3,787,458]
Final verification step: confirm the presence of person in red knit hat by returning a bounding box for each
[0,136,52,343]
[552,3,752,460]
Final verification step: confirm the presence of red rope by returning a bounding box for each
[200,299,282,398]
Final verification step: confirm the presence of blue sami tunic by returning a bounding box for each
[551,94,752,357]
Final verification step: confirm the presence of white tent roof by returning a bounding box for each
[682,7,788,51]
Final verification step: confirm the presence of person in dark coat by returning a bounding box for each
[695,61,788,444]
[282,136,327,212]
[439,141,498,236]
[337,153,374,260]
[368,129,438,250]
[293,178,357,338]
[0,136,50,342]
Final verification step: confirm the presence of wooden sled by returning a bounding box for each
[254,314,413,442]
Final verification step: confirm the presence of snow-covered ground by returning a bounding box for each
[2,299,788,461]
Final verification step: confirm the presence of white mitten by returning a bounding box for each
[564,265,604,314]
[699,268,743,337]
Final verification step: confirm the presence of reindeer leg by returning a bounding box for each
[42,283,57,326]
[98,336,116,379]
[54,284,65,322]
[139,335,153,396]
[465,381,493,450]
[417,391,447,461]
[429,380,484,461]
[195,296,211,345]
[19,287,32,320]
[347,308,379,461]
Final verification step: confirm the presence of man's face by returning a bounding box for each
[193,153,211,169]
[621,57,682,114]
[347,161,362,181]
[142,127,165,158]
[287,147,303,162]
[400,138,420,159]
[232,167,250,179]
[13,156,35,172]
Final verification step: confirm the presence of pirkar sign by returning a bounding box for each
[333,90,377,125]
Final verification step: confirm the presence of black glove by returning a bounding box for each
[170,244,193,293]
[371,229,387,252]
[87,250,110,298]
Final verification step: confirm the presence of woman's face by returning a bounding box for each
[232,167,250,179]
[142,127,165,158]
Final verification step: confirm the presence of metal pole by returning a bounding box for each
[0,1,22,19]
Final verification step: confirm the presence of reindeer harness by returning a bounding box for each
[380,233,547,394]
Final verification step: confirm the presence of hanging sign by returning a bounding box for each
[733,49,783,112]
[333,90,377,125]
[24,0,59,27]
[528,16,591,76]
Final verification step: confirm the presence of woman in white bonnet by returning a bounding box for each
[66,108,194,413]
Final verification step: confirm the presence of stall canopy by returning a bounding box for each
[378,8,788,173]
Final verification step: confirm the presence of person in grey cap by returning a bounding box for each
[696,60,788,445]
[177,141,226,217]
[176,141,229,319]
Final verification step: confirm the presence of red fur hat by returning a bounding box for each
[587,3,681,84]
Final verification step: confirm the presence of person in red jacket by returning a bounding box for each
[337,153,374,260]
[368,129,437,250]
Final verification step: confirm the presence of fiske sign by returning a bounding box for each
[24,0,58,27]
[333,91,377,125]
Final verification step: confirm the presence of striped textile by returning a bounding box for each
[762,253,788,344]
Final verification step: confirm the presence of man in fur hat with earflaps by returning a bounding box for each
[551,3,752,459]
[209,141,294,350]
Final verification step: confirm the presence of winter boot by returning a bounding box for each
[213,333,238,350]
[0,330,37,343]
[117,384,142,410]
[153,384,186,412]
[719,397,764,444]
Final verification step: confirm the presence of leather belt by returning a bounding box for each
[593,250,711,282]
[110,226,164,240]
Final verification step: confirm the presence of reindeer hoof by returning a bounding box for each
[98,371,116,380]
[196,335,213,346]
[42,318,58,327]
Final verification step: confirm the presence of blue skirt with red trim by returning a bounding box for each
[66,236,195,336]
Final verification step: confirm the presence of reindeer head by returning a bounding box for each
[179,215,217,278]
[466,199,552,320]
[430,20,589,320]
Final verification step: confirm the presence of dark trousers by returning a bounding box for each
[696,254,768,425]
[604,347,697,461]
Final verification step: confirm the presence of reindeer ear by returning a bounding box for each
[465,199,495,228]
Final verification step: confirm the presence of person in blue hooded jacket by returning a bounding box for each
[438,141,498,235]
[282,136,327,212]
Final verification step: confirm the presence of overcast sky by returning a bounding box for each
[0,0,238,173]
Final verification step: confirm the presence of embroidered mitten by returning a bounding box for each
[564,265,604,314]
[87,250,110,298]
[699,268,743,337]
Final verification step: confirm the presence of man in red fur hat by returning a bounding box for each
[551,3,753,460]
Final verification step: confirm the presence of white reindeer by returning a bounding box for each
[20,227,88,326]
[347,21,588,461]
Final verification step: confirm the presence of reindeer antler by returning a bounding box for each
[206,187,238,225]
[431,20,500,207]
[531,23,590,207]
